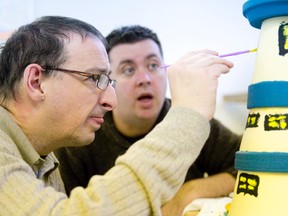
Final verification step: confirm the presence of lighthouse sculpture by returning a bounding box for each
[228,0,288,215]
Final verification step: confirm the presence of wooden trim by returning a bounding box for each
[223,93,247,103]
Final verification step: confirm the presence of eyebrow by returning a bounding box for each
[119,59,134,66]
[119,53,162,66]
[146,54,161,60]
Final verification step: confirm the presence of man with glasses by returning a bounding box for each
[0,17,233,215]
[42,67,117,90]
[55,25,241,215]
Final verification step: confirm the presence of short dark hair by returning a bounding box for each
[106,25,163,57]
[0,16,107,103]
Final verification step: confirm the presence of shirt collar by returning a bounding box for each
[0,106,59,178]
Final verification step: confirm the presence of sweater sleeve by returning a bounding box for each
[0,107,210,216]
[112,107,211,215]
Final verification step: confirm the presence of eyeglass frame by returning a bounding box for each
[41,67,116,91]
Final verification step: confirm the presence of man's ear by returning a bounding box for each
[23,64,45,101]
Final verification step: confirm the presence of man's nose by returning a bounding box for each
[99,84,117,111]
[136,70,151,86]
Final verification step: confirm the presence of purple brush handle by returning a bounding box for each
[160,49,255,69]
[218,50,250,57]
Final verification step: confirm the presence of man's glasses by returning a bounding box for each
[42,67,116,91]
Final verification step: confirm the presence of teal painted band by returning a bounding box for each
[243,0,288,29]
[247,81,288,108]
[235,151,288,172]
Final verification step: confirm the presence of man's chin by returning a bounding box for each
[73,133,96,147]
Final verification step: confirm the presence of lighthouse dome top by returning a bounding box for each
[243,0,288,29]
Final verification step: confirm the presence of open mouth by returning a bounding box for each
[138,93,153,101]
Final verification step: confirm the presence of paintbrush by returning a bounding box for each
[218,48,257,57]
[160,48,257,69]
